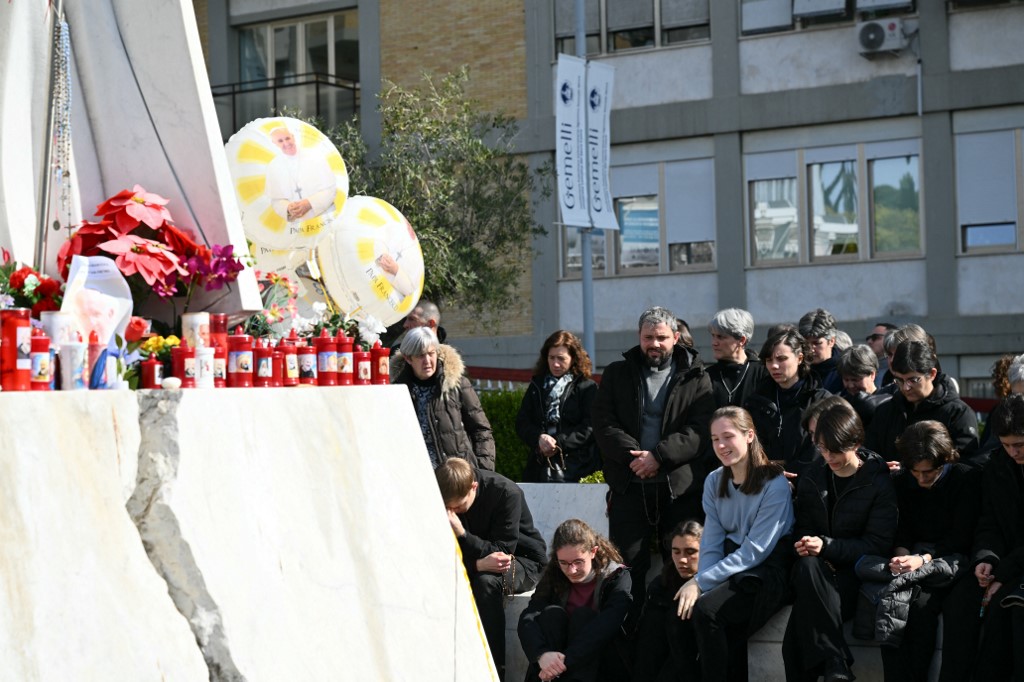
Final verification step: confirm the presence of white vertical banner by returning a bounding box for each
[584,61,618,230]
[554,55,590,228]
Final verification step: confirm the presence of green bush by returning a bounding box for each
[479,388,531,482]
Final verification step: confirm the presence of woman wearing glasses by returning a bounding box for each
[865,340,980,468]
[518,518,631,682]
[782,400,897,682]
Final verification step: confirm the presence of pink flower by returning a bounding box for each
[95,184,172,232]
[98,233,186,287]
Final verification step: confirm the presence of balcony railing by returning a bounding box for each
[212,72,360,141]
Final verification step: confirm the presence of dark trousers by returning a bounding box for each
[523,605,628,682]
[880,585,951,682]
[471,557,538,680]
[632,603,700,682]
[975,580,1024,681]
[939,573,985,681]
[608,481,702,626]
[693,579,757,682]
[782,557,859,681]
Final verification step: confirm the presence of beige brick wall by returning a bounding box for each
[442,264,534,338]
[381,0,534,340]
[380,0,528,119]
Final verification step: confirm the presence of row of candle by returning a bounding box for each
[0,308,111,392]
[145,327,392,390]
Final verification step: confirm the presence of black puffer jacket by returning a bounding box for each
[593,344,715,498]
[516,373,599,482]
[392,345,496,470]
[744,373,831,476]
[791,448,898,566]
[519,561,632,672]
[864,373,980,464]
[706,349,770,409]
[973,446,1024,584]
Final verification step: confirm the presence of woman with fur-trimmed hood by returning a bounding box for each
[392,327,496,471]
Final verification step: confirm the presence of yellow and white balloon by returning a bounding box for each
[316,196,424,327]
[225,116,348,250]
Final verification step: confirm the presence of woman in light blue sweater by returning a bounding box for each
[676,406,796,681]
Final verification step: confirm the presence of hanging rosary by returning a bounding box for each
[52,13,73,235]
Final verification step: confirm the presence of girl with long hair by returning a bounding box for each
[518,519,631,682]
[675,406,795,682]
[632,520,704,681]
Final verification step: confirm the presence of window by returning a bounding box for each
[555,0,709,55]
[750,178,799,264]
[793,0,847,18]
[956,130,1019,254]
[226,11,359,136]
[741,0,793,34]
[746,140,922,267]
[809,160,859,258]
[560,157,716,278]
[616,197,660,273]
[871,156,921,254]
[563,228,608,276]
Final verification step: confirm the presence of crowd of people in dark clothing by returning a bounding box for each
[393,302,1024,682]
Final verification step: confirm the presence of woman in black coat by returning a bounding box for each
[782,400,898,682]
[516,330,599,482]
[865,340,980,467]
[743,328,831,477]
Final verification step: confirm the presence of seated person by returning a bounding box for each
[783,399,898,682]
[436,458,547,679]
[676,406,795,682]
[518,519,631,682]
[631,520,703,682]
[971,394,1024,680]
[855,421,980,681]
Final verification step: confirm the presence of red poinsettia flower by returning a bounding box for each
[161,223,206,260]
[34,277,62,299]
[98,233,186,288]
[95,184,172,232]
[56,220,119,280]
[31,298,60,316]
[8,266,36,292]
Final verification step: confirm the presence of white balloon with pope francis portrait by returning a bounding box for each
[315,196,425,327]
[225,116,349,250]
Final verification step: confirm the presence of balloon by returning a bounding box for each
[225,117,348,250]
[315,196,424,327]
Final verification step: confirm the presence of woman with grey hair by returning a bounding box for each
[392,327,496,471]
[707,308,768,408]
[1008,354,1024,395]
[837,344,891,427]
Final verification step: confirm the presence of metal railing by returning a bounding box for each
[211,72,359,141]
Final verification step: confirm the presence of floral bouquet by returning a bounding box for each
[0,249,65,317]
[242,270,300,338]
[57,185,247,331]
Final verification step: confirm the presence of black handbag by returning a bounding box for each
[538,446,566,483]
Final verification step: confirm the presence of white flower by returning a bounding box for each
[357,315,388,347]
[22,274,40,295]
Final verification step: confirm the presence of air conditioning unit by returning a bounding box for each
[857,18,908,56]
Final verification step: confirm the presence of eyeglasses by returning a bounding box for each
[892,375,926,389]
[866,333,884,341]
[558,559,588,570]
